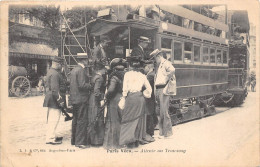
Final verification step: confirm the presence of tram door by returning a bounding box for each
[103,26,156,60]
[128,27,156,58]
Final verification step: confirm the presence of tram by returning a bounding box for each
[61,5,247,125]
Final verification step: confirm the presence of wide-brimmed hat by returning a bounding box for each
[149,49,163,59]
[110,58,127,70]
[138,36,151,43]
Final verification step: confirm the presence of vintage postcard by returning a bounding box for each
[0,0,259,166]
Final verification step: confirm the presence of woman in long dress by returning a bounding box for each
[103,58,126,149]
[119,57,152,148]
[88,62,107,146]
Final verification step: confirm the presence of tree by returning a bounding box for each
[9,5,61,30]
[63,6,98,29]
[9,5,61,50]
[9,5,101,54]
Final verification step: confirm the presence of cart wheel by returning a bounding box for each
[11,76,31,97]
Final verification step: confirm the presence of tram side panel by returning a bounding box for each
[174,64,229,100]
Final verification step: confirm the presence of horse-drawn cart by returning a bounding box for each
[9,65,31,97]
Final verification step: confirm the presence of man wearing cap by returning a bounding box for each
[69,57,92,149]
[93,35,111,66]
[130,36,150,60]
[43,57,66,145]
[150,49,175,138]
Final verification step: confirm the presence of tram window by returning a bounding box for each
[184,42,192,63]
[210,48,216,63]
[161,38,172,61]
[174,42,182,61]
[161,38,172,49]
[216,50,222,64]
[202,47,209,63]
[216,29,222,37]
[183,18,193,29]
[172,15,183,27]
[194,45,200,62]
[194,22,203,32]
[223,51,227,64]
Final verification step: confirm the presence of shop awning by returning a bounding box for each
[9,42,58,60]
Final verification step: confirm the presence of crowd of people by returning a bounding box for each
[43,36,177,149]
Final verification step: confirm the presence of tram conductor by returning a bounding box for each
[150,49,176,138]
[130,36,151,60]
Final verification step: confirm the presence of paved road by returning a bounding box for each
[2,92,259,166]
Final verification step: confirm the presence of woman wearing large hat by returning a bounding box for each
[103,58,127,149]
[119,56,152,148]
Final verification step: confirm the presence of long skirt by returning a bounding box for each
[103,92,122,149]
[88,93,105,145]
[119,92,146,146]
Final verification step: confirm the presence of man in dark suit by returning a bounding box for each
[70,57,92,149]
[144,63,158,137]
[130,36,151,60]
[43,57,66,145]
[92,35,111,66]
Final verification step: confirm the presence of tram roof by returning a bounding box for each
[71,18,159,36]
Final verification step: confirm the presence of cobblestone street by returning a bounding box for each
[2,92,259,166]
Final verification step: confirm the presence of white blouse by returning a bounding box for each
[122,70,152,98]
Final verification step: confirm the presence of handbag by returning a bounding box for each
[118,97,126,110]
[163,76,177,95]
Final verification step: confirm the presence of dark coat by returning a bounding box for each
[43,68,65,109]
[69,65,91,105]
[104,72,125,149]
[88,73,106,145]
[145,71,155,115]
[145,71,158,136]
[130,45,147,60]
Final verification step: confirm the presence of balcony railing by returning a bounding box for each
[132,14,160,25]
[129,6,228,41]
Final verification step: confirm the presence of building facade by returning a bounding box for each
[9,10,59,87]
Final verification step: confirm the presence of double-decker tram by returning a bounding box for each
[62,5,247,125]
